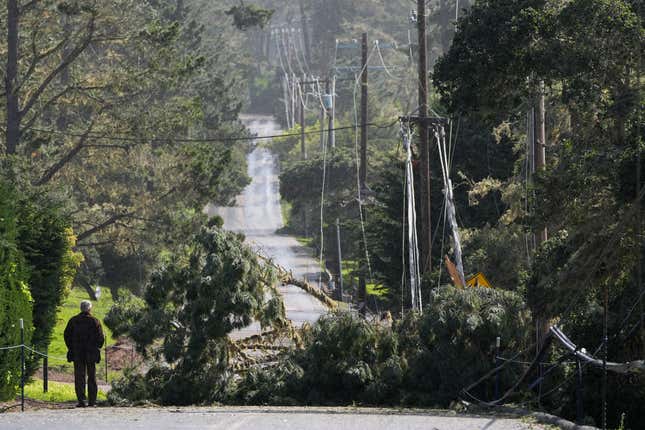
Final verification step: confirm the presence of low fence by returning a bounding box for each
[0,318,138,412]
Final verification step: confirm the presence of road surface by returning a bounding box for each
[205,115,327,337]
[0,406,546,430]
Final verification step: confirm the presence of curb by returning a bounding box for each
[476,404,598,430]
[528,411,597,430]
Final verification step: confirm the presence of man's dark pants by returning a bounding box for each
[74,360,97,404]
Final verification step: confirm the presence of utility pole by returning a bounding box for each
[417,0,432,274]
[299,77,307,160]
[328,76,335,149]
[637,94,643,357]
[291,73,296,129]
[602,285,609,430]
[359,32,368,191]
[298,0,311,67]
[298,75,309,237]
[283,74,290,128]
[358,33,369,309]
[323,75,343,295]
[535,81,547,243]
[319,88,326,150]
[533,81,548,350]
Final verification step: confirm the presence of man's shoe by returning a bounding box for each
[76,402,86,408]
[88,402,97,407]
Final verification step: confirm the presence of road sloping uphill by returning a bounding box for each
[205,115,327,338]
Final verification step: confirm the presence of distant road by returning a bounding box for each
[205,115,328,338]
[0,406,546,430]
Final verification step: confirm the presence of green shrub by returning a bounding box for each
[0,181,33,400]
[234,288,529,407]
[106,224,286,405]
[406,286,529,404]
[104,289,146,339]
[16,191,83,355]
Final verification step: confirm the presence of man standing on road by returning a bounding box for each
[64,300,105,407]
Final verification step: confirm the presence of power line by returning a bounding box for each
[26,120,399,145]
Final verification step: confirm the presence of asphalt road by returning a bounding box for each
[0,407,545,430]
[205,115,328,338]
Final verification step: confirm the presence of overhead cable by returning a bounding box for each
[26,120,399,144]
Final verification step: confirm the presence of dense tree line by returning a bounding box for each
[2,0,641,427]
[0,0,266,400]
[246,0,643,427]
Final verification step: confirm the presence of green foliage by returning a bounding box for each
[279,147,356,241]
[434,0,551,118]
[225,4,274,30]
[108,368,153,405]
[0,181,33,401]
[461,224,528,291]
[1,0,254,304]
[295,311,399,404]
[106,223,286,405]
[362,160,406,308]
[280,148,355,205]
[434,0,643,426]
[103,289,145,340]
[16,190,83,354]
[411,287,529,404]
[234,288,526,407]
[234,311,401,405]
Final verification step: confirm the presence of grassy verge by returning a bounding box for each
[341,260,388,297]
[280,199,291,226]
[295,236,317,251]
[47,287,116,372]
[24,379,107,403]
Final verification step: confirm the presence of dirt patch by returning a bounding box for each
[0,398,76,413]
[105,338,142,372]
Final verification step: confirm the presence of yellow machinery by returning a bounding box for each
[445,255,492,288]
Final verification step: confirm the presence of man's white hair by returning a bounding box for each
[80,300,92,312]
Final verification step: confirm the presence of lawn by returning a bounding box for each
[46,287,116,372]
[341,260,388,297]
[24,379,107,403]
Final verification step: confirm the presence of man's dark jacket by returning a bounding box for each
[64,312,105,363]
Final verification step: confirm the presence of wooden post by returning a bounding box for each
[494,336,500,400]
[535,81,548,244]
[533,82,549,350]
[328,76,335,149]
[417,0,432,274]
[20,318,24,412]
[300,76,307,161]
[576,359,584,424]
[602,285,608,430]
[336,218,344,301]
[358,33,368,308]
[320,89,325,150]
[360,32,368,191]
[43,347,48,393]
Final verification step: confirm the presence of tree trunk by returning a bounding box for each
[56,14,72,132]
[6,0,20,154]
